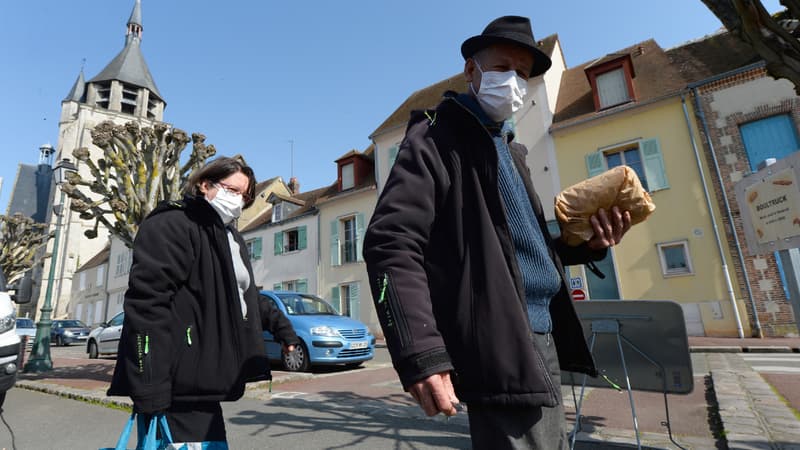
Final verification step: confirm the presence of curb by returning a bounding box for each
[690,345,800,353]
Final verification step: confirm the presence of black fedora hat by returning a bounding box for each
[461,16,552,77]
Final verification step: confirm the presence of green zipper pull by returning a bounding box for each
[144,335,150,355]
[602,374,622,391]
[186,327,192,346]
[378,274,388,303]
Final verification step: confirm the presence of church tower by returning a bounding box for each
[37,0,167,322]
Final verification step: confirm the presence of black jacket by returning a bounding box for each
[364,93,602,408]
[108,196,299,413]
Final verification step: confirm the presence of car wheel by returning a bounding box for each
[282,342,310,372]
[56,335,63,347]
[88,341,99,359]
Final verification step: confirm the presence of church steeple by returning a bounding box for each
[84,0,165,120]
[126,0,142,45]
[63,68,85,103]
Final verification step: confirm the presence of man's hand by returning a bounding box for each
[408,371,460,417]
[586,206,632,250]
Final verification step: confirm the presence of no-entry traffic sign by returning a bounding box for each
[571,289,586,301]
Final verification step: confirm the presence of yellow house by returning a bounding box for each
[551,39,750,337]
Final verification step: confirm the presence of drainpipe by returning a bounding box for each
[689,85,763,338]
[681,94,745,338]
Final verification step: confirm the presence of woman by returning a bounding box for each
[108,156,299,446]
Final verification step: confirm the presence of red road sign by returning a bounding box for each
[571,289,586,301]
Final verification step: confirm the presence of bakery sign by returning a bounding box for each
[735,152,800,255]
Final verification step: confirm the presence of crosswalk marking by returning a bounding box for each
[749,366,800,373]
[741,356,800,362]
[741,353,800,373]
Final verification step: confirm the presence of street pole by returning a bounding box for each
[24,153,75,373]
[23,190,63,372]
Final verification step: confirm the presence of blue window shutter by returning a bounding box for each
[640,138,669,191]
[350,283,360,319]
[298,226,307,250]
[331,286,340,312]
[356,213,365,262]
[253,237,262,260]
[330,220,340,266]
[273,282,282,291]
[740,114,800,170]
[388,145,400,168]
[297,278,308,293]
[274,231,284,255]
[585,151,605,177]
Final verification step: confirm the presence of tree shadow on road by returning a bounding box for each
[17,362,114,383]
[229,390,471,449]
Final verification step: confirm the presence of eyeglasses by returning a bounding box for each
[214,182,251,202]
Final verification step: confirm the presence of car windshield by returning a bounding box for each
[17,319,34,328]
[276,294,339,316]
[58,320,87,328]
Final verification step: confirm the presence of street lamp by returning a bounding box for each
[24,152,77,373]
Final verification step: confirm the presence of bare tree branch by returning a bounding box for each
[63,121,216,247]
[0,214,52,284]
[702,0,800,95]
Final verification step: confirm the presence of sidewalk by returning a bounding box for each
[13,338,800,449]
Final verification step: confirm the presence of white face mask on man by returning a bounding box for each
[470,61,528,122]
[207,183,244,224]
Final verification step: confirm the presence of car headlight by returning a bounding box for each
[63,330,74,337]
[0,313,14,334]
[310,326,339,337]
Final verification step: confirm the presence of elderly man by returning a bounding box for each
[364,15,631,448]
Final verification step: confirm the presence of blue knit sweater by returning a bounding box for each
[457,94,561,333]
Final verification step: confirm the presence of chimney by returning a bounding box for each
[288,177,300,195]
[636,45,645,56]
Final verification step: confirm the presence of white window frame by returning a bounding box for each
[96,265,105,287]
[604,144,649,191]
[656,240,694,277]
[284,228,300,253]
[340,216,357,263]
[115,250,132,277]
[79,272,87,291]
[272,202,284,222]
[341,163,355,190]
[339,284,351,317]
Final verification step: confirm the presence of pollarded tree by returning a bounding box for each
[701,0,800,94]
[61,121,216,248]
[0,214,52,285]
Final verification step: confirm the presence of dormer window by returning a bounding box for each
[272,202,284,222]
[596,68,630,109]
[341,163,355,190]
[335,150,373,192]
[585,54,636,111]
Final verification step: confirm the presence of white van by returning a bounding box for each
[0,270,26,406]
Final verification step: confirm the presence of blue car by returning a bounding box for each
[260,291,375,372]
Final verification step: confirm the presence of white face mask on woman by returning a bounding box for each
[470,61,528,122]
[207,183,244,224]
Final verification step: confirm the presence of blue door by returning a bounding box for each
[740,114,800,302]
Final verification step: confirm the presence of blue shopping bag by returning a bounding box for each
[100,412,173,450]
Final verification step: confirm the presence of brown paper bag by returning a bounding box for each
[555,165,656,246]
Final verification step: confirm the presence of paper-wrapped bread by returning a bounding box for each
[555,165,655,246]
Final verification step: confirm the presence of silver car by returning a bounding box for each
[86,312,124,358]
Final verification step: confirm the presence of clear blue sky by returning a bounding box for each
[0,0,782,211]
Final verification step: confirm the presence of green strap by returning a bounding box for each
[378,274,388,303]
